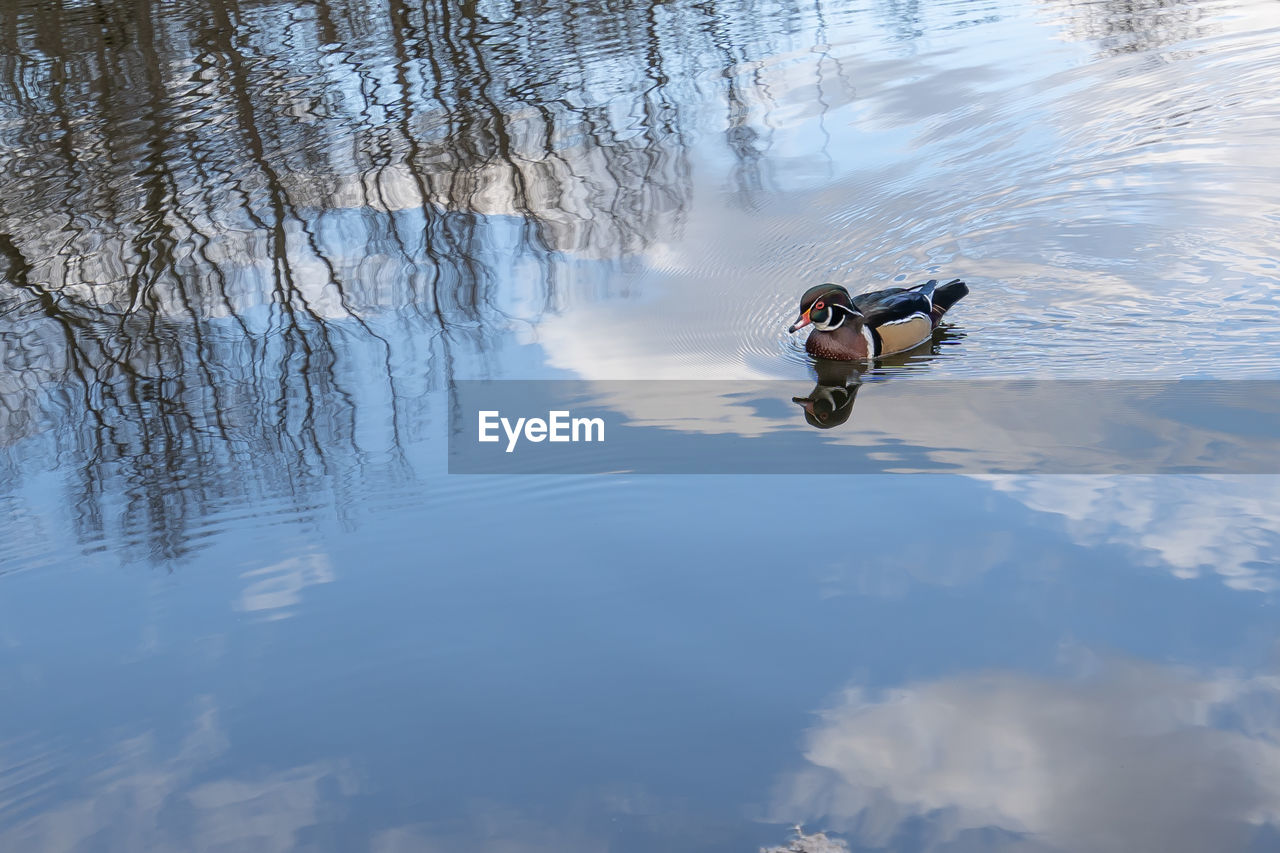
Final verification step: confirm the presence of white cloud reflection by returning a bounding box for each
[985,476,1280,593]
[236,552,336,618]
[773,659,1280,852]
[0,699,354,853]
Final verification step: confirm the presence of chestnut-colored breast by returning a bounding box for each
[805,326,869,360]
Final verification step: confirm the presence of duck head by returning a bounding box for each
[787,284,861,333]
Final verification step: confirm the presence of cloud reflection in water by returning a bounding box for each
[773,658,1280,852]
[0,699,355,853]
[987,476,1280,593]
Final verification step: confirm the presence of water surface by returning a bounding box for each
[2,0,1280,849]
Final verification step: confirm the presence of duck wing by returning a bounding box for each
[856,278,968,322]
[858,289,933,326]
[852,279,945,313]
[851,286,908,313]
[859,289,935,356]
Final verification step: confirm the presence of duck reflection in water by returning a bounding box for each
[793,360,864,429]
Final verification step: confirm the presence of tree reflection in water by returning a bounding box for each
[0,0,809,561]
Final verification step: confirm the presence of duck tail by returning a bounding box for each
[929,278,968,321]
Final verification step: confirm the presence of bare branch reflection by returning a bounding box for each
[1045,0,1211,58]
[0,0,816,561]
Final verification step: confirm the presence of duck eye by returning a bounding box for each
[815,301,824,310]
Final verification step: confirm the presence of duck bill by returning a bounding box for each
[788,311,812,333]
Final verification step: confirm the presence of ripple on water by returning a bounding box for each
[599,0,1270,380]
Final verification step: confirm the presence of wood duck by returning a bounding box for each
[787,278,968,360]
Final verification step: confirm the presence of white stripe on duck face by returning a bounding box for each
[862,326,877,357]
[814,312,844,331]
[816,302,862,332]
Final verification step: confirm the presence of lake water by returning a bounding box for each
[2,0,1280,850]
